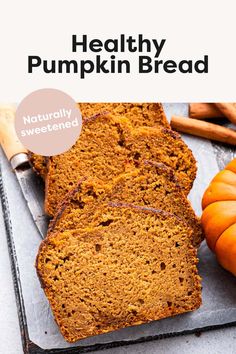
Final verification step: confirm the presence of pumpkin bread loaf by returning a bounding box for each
[45,114,196,216]
[49,161,203,247]
[79,102,170,128]
[30,103,169,178]
[36,203,202,343]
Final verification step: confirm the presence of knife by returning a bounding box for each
[0,105,49,238]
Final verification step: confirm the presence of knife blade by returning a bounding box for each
[11,154,49,238]
[0,106,49,238]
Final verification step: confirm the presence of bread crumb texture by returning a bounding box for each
[29,103,169,178]
[36,204,201,343]
[45,113,196,216]
[49,161,202,247]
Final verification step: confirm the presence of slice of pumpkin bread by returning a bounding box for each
[29,103,169,178]
[45,114,196,216]
[36,203,201,343]
[49,161,203,247]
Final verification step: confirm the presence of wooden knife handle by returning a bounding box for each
[0,105,27,161]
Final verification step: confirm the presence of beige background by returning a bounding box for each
[0,0,235,102]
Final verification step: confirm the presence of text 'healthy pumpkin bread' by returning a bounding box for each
[45,114,196,216]
[29,103,170,178]
[49,161,203,247]
[36,204,202,343]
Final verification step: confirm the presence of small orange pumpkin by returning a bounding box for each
[201,158,236,276]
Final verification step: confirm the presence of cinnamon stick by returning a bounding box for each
[171,115,236,145]
[189,103,223,119]
[214,103,236,125]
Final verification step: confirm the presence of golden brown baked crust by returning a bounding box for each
[36,203,202,343]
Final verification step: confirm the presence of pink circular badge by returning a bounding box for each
[15,88,82,156]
